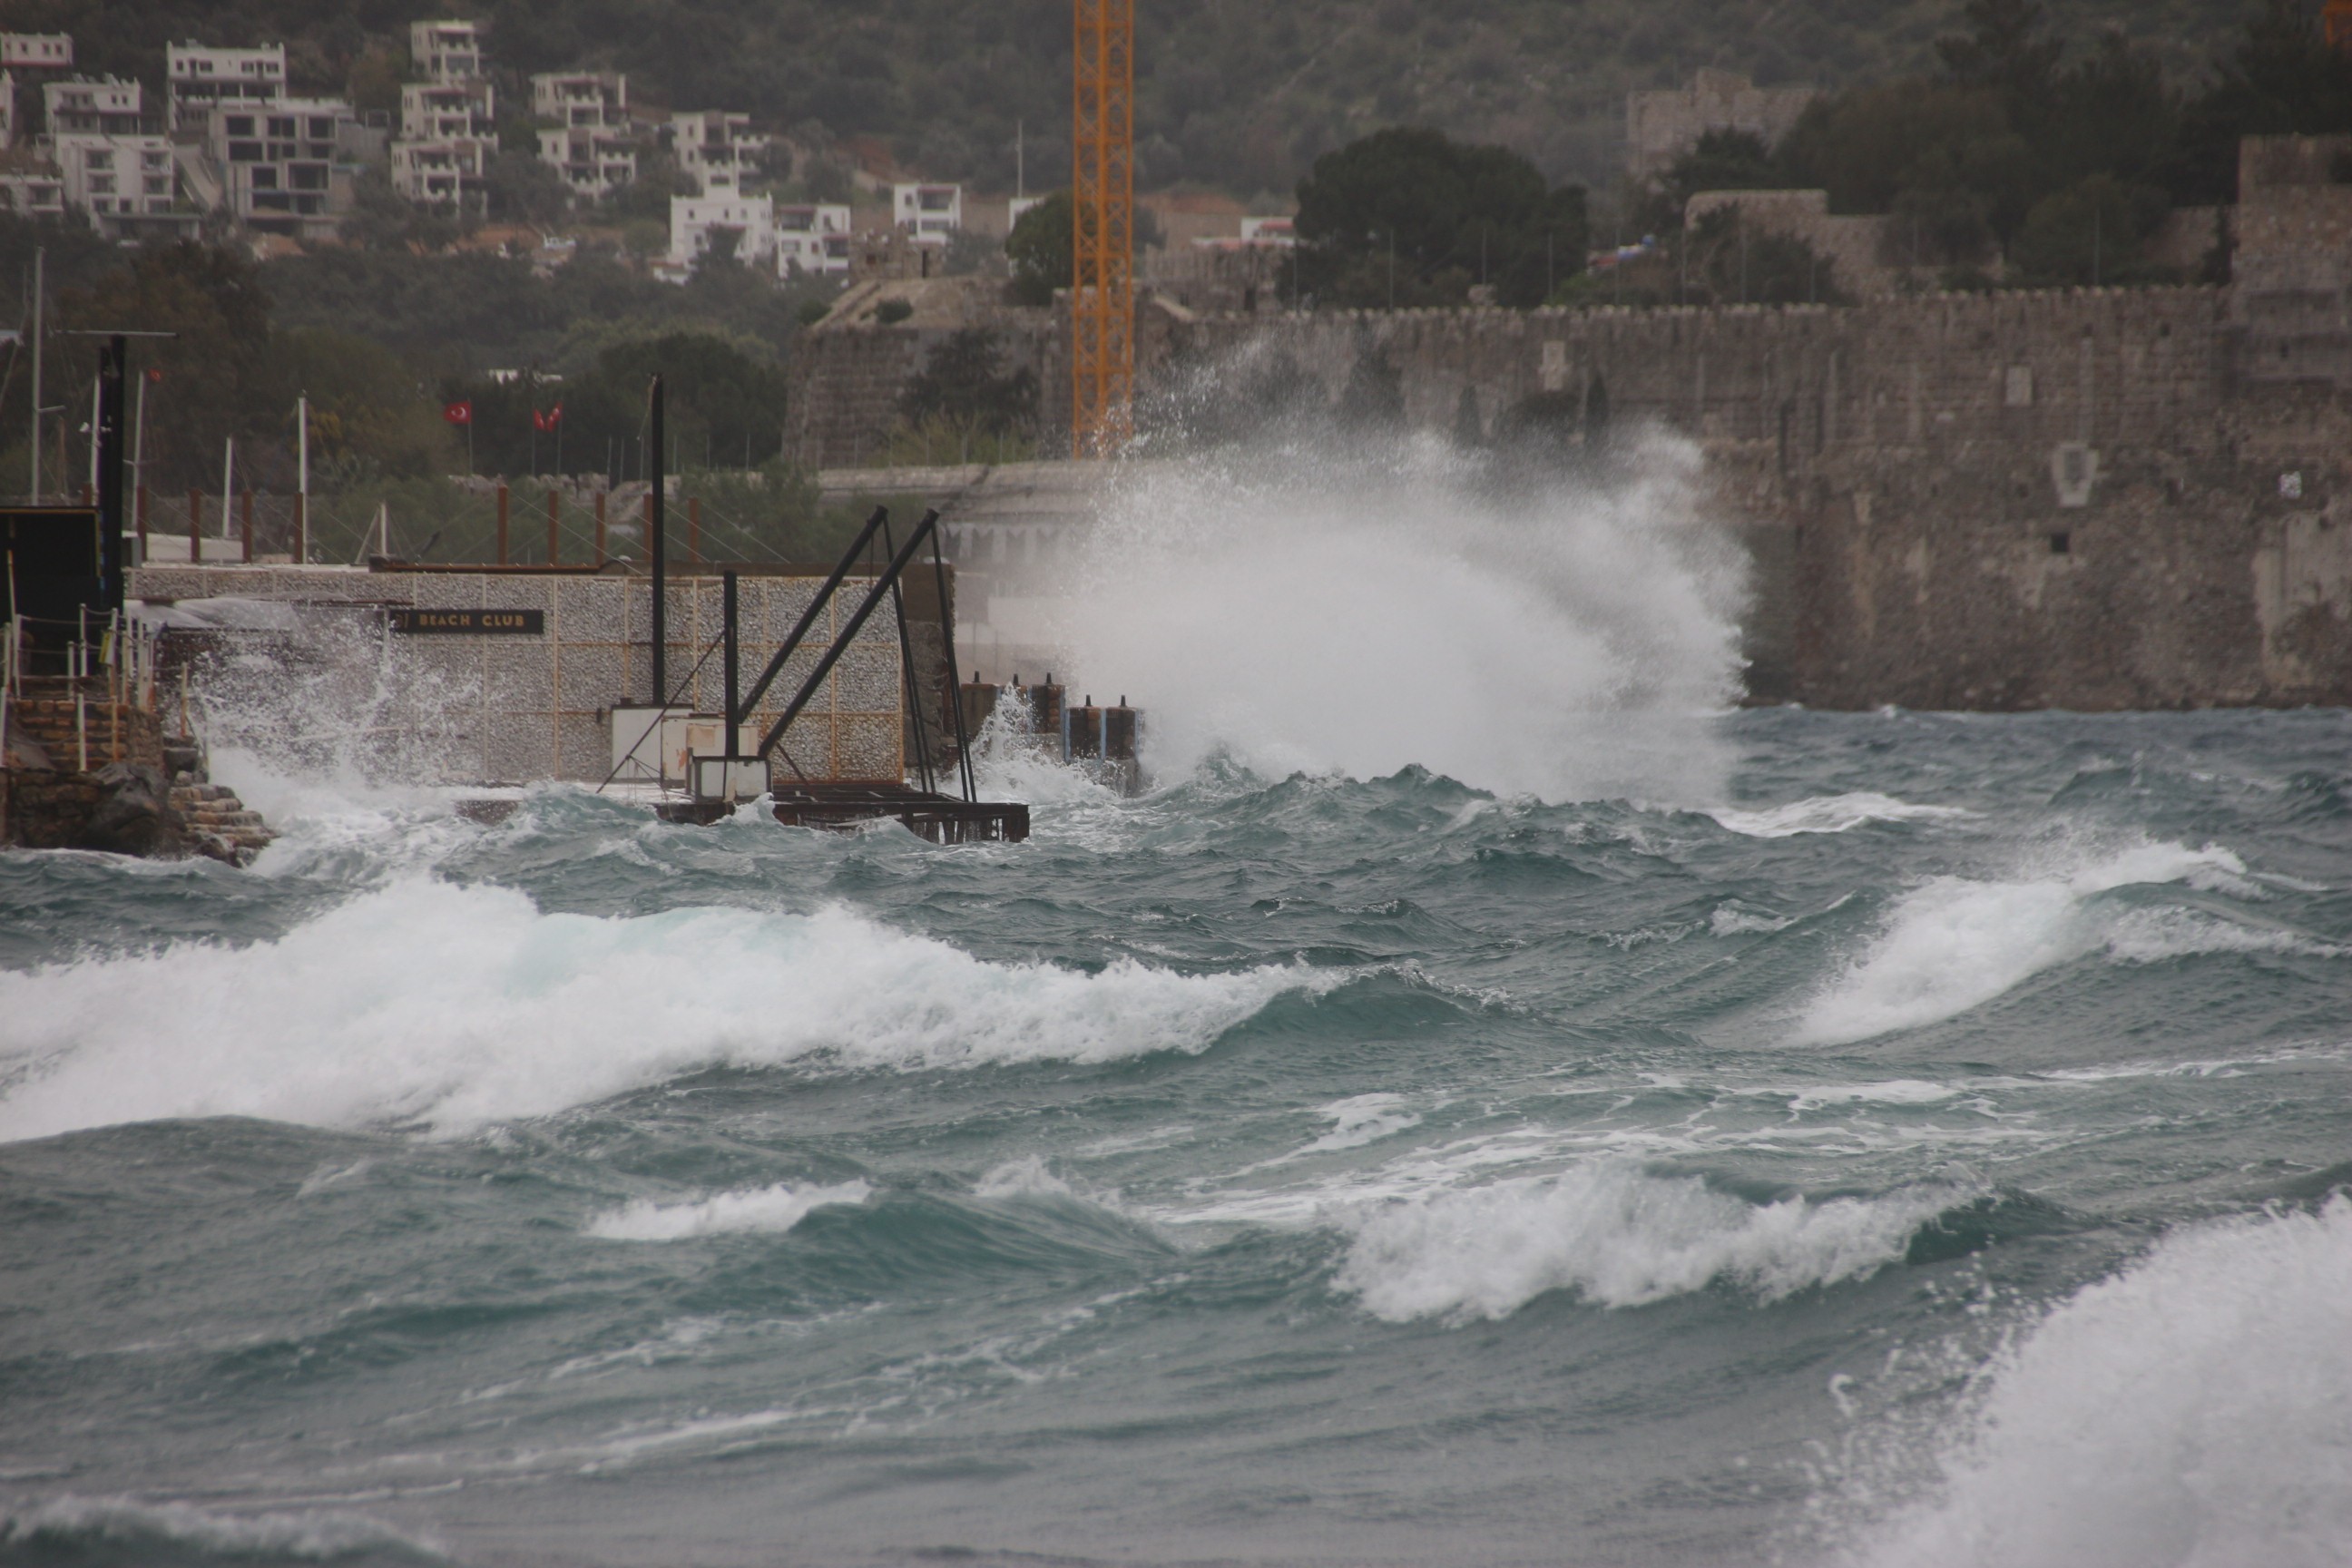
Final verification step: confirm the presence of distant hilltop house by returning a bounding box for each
[534,71,635,201]
[390,18,495,212]
[893,181,963,246]
[0,33,201,240]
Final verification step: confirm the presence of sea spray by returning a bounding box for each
[1036,433,1747,803]
[1827,1198,2352,1568]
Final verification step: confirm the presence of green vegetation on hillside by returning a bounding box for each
[5,0,2281,197]
[1294,127,1589,308]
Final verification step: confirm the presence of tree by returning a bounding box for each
[1006,189,1073,306]
[2007,173,2174,286]
[485,148,574,227]
[2172,0,2352,202]
[53,242,276,489]
[1292,127,1587,309]
[897,328,1036,438]
[261,328,452,479]
[1661,128,1778,201]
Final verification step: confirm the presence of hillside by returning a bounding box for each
[16,0,2264,195]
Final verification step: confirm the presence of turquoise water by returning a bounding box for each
[2,708,2349,1567]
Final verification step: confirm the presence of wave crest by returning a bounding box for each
[0,878,1338,1142]
[1335,1162,1971,1320]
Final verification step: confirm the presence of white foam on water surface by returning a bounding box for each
[1832,1196,2352,1568]
[1708,793,1974,838]
[584,1180,872,1241]
[0,877,1340,1142]
[0,1493,442,1560]
[1334,1161,1970,1320]
[1796,839,2259,1044]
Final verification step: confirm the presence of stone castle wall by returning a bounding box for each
[790,275,2352,710]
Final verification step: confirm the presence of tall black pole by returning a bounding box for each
[930,530,975,802]
[96,335,126,612]
[722,568,740,760]
[649,373,666,704]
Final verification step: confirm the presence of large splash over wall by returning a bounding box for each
[1041,432,1748,804]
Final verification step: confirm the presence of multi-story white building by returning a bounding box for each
[166,42,285,132]
[207,95,355,238]
[392,77,495,208]
[392,138,490,209]
[43,76,142,136]
[401,77,495,142]
[0,34,72,70]
[892,181,960,245]
[668,191,774,270]
[409,20,485,83]
[1,34,72,149]
[671,109,761,194]
[775,202,852,277]
[388,20,495,211]
[54,132,190,237]
[533,72,634,199]
[0,170,64,218]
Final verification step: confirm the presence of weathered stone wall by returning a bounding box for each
[131,565,904,783]
[789,280,2352,710]
[1625,70,1818,184]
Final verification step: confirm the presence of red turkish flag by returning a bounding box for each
[443,400,473,426]
[532,403,564,432]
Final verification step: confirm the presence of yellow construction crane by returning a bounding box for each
[1072,0,1134,457]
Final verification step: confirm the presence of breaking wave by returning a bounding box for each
[0,878,1338,1142]
[1797,839,2276,1044]
[1833,1196,2352,1568]
[583,1181,874,1241]
[0,1494,441,1563]
[1334,1162,1974,1320]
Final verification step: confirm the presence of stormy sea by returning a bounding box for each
[2,447,2347,1567]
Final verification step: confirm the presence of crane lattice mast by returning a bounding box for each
[1072,0,1134,456]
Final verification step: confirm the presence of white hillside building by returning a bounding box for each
[671,110,762,194]
[893,181,960,245]
[669,192,774,271]
[775,203,851,277]
[165,42,284,132]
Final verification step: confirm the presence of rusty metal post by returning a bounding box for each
[240,489,253,563]
[546,487,559,564]
[594,489,607,564]
[495,483,509,565]
[189,488,201,564]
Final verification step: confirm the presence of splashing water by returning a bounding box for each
[1041,434,1747,802]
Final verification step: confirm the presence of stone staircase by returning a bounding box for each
[169,780,274,862]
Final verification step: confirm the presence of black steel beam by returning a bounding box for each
[733,505,890,722]
[756,509,938,764]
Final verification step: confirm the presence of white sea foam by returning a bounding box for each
[1708,793,1973,838]
[0,1493,440,1560]
[0,877,1338,1142]
[584,1180,871,1241]
[975,1155,1078,1199]
[1836,1197,2352,1568]
[1301,1093,1423,1153]
[1797,840,2255,1044]
[1040,436,1746,804]
[1335,1162,1966,1320]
